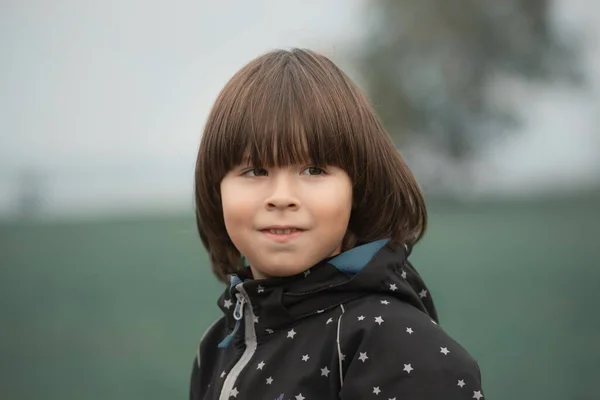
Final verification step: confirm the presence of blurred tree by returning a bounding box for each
[16,169,44,219]
[355,0,582,161]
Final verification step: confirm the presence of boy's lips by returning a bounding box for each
[259,226,305,242]
[259,225,306,232]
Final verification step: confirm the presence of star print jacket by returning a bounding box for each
[189,239,485,400]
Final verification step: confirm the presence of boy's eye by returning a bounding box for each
[301,166,326,176]
[242,168,268,177]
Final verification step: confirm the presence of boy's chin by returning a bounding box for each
[250,263,313,280]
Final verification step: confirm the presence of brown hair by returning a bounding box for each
[194,48,427,283]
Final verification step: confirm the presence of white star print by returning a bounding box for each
[401,269,407,279]
[253,316,259,323]
[373,386,381,395]
[340,353,346,361]
[295,394,305,400]
[358,352,369,362]
[304,270,310,277]
[326,317,333,324]
[266,377,273,385]
[287,329,296,339]
[389,283,398,291]
[321,366,330,377]
[473,390,483,399]
[230,387,239,398]
[406,327,413,334]
[223,299,233,309]
[357,315,365,321]
[302,354,310,362]
[257,361,265,370]
[457,380,466,388]
[257,285,265,293]
[374,316,384,325]
[220,371,226,378]
[440,347,450,355]
[403,364,413,373]
[419,289,428,298]
[265,328,274,334]
[381,300,390,305]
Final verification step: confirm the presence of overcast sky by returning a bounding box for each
[1,0,598,216]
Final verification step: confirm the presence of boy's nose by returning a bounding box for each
[266,198,298,210]
[265,177,300,210]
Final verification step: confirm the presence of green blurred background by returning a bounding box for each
[2,193,599,399]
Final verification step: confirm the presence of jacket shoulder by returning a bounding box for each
[190,317,227,400]
[338,295,483,399]
[195,317,227,366]
[342,295,477,362]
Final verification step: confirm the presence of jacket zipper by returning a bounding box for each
[217,293,246,349]
[218,285,257,400]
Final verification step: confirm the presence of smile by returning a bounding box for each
[265,228,300,234]
[260,227,305,242]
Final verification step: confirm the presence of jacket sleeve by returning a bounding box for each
[189,318,226,400]
[189,355,201,400]
[338,304,484,400]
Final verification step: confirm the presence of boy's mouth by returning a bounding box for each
[259,226,306,242]
[262,228,302,234]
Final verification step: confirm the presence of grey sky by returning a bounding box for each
[1,0,598,216]
[1,0,358,169]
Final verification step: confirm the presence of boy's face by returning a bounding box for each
[220,163,352,279]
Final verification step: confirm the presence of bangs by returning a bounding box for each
[235,92,349,170]
[206,49,363,176]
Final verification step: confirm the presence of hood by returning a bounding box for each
[216,239,438,347]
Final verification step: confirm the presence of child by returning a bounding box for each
[190,48,484,400]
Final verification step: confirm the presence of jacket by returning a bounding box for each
[190,239,484,400]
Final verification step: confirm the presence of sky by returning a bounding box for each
[1,0,598,217]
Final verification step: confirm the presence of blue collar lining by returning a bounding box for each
[229,238,390,286]
[329,239,390,274]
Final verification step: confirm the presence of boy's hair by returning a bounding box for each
[194,48,427,283]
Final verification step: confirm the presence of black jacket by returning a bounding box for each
[190,240,484,400]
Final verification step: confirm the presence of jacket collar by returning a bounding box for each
[216,239,437,344]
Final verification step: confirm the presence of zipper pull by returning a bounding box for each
[218,293,246,349]
[233,293,246,321]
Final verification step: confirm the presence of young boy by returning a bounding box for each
[190,48,484,400]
